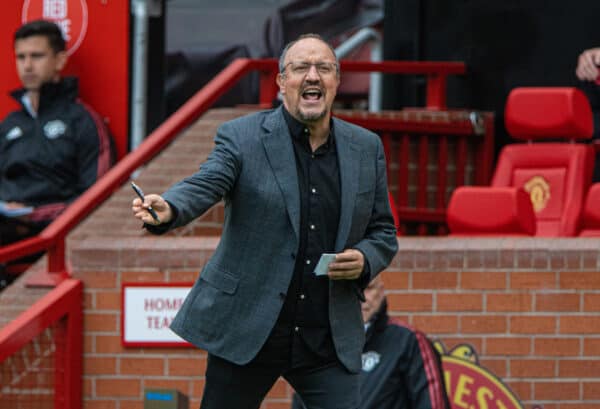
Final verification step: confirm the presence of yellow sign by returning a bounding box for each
[435,342,525,409]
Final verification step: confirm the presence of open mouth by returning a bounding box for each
[301,88,323,102]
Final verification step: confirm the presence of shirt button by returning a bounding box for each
[294,326,300,332]
[300,294,305,300]
[310,224,315,230]
[311,188,316,194]
[305,259,311,265]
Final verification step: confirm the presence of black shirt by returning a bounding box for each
[254,107,341,369]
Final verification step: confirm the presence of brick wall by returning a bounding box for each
[66,235,600,409]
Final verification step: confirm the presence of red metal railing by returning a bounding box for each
[0,279,83,409]
[0,58,466,285]
[337,110,494,235]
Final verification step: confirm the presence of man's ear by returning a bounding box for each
[55,51,68,72]
[276,73,286,94]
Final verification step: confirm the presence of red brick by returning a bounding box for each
[583,382,600,399]
[84,293,94,309]
[505,381,532,401]
[584,338,600,356]
[478,358,507,377]
[560,272,600,289]
[168,271,198,282]
[82,400,117,409]
[437,337,483,355]
[95,291,121,310]
[265,378,289,399]
[85,313,118,332]
[486,337,531,355]
[380,270,409,289]
[510,316,556,334]
[80,271,118,289]
[461,272,506,290]
[387,293,433,312]
[510,359,556,377]
[117,401,143,409]
[536,293,580,312]
[437,293,482,312]
[121,270,166,282]
[143,379,191,396]
[84,357,116,375]
[120,357,164,375]
[560,316,600,334]
[413,271,457,289]
[96,378,141,398]
[510,272,556,289]
[559,359,600,378]
[412,315,458,334]
[168,357,207,376]
[583,293,600,312]
[95,335,126,354]
[534,381,579,400]
[461,316,507,334]
[534,338,581,356]
[487,293,533,312]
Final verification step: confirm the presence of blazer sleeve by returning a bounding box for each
[161,121,243,229]
[352,136,398,282]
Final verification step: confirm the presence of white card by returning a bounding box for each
[314,253,337,276]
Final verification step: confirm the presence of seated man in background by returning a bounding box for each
[0,19,114,288]
[576,47,600,181]
[291,275,450,409]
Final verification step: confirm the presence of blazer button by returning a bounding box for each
[291,253,296,260]
[279,292,286,300]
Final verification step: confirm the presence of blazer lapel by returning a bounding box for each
[261,108,300,240]
[334,119,361,251]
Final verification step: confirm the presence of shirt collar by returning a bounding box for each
[281,106,335,150]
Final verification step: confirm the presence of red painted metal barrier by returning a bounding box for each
[337,110,494,235]
[0,58,466,285]
[0,279,83,409]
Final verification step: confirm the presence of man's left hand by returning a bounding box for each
[328,249,364,280]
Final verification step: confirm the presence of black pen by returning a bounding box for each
[131,181,161,223]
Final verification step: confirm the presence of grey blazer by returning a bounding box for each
[167,107,398,373]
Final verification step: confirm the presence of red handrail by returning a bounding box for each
[0,279,83,409]
[0,58,465,284]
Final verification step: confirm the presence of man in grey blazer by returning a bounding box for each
[132,33,398,409]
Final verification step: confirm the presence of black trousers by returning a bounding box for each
[200,353,360,409]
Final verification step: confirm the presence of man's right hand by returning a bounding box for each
[132,194,172,225]
[576,47,600,82]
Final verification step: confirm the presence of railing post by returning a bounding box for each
[425,74,447,109]
[64,282,83,409]
[26,238,69,288]
[259,70,278,107]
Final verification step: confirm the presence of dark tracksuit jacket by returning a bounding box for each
[0,77,114,226]
[292,300,450,409]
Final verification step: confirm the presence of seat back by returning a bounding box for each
[492,87,594,236]
[578,183,600,237]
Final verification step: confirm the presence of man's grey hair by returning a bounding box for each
[278,33,340,76]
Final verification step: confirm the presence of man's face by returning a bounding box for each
[361,277,385,323]
[276,37,340,124]
[14,36,66,92]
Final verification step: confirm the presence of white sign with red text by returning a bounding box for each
[122,284,192,347]
[22,0,89,56]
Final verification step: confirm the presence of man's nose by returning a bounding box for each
[305,64,320,80]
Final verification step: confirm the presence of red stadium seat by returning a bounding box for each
[447,87,595,237]
[578,183,600,237]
